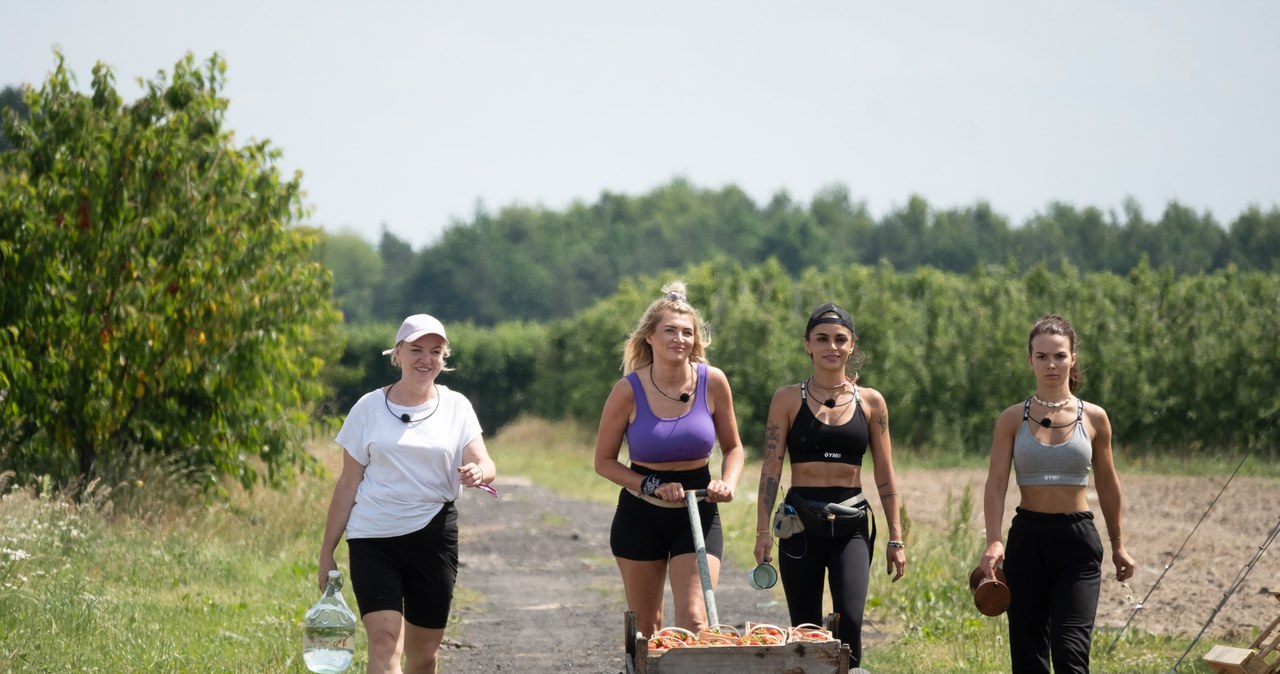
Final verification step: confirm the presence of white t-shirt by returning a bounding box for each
[335,384,483,539]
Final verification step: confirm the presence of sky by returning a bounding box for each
[5,1,1278,250]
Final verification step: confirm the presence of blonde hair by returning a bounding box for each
[622,281,709,373]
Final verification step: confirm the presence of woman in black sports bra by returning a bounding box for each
[754,303,906,669]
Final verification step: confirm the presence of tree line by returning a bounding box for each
[319,181,1280,326]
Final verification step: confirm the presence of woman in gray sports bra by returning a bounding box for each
[979,314,1136,674]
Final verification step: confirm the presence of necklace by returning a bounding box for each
[806,377,851,409]
[1029,395,1074,428]
[650,364,694,403]
[1032,394,1071,409]
[807,376,847,392]
[385,382,440,424]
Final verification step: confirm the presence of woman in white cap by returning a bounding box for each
[318,314,496,674]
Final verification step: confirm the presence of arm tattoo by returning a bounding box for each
[762,476,779,512]
[761,422,783,513]
[763,422,782,461]
[876,410,888,436]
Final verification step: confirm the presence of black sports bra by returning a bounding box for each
[786,382,869,466]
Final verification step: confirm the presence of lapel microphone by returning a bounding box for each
[385,382,440,424]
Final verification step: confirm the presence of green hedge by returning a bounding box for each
[323,260,1280,459]
[322,321,546,437]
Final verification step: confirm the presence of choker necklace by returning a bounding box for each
[807,377,849,409]
[1033,395,1071,409]
[650,364,693,403]
[385,382,440,424]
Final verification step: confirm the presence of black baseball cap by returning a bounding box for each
[806,303,855,336]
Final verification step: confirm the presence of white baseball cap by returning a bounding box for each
[383,314,448,355]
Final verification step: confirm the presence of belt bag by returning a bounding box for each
[786,491,869,539]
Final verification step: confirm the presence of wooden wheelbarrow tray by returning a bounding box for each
[624,610,852,674]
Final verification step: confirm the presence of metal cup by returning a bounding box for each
[748,563,778,590]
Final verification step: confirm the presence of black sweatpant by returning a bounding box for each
[777,486,873,667]
[1004,508,1104,674]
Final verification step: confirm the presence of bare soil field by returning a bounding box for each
[439,469,1280,673]
[900,469,1280,641]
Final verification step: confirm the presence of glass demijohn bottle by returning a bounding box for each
[303,569,357,673]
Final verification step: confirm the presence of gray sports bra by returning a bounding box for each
[1013,398,1092,487]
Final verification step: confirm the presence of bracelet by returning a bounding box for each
[886,540,905,549]
[1110,535,1123,542]
[640,474,662,496]
[757,530,771,536]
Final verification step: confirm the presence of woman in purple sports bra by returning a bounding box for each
[979,314,1136,674]
[593,280,746,637]
[753,302,906,670]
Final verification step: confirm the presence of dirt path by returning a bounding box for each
[439,469,1280,671]
[440,477,791,673]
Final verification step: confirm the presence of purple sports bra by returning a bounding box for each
[624,362,717,463]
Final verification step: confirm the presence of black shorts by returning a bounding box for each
[609,465,723,561]
[347,502,459,629]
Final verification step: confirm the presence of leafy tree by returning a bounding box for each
[1153,202,1227,273]
[867,195,930,269]
[0,85,30,153]
[1053,203,1122,272]
[316,230,382,323]
[811,185,876,266]
[0,53,339,490]
[369,226,415,321]
[1012,207,1072,271]
[759,191,827,274]
[1226,206,1280,270]
[923,202,1009,271]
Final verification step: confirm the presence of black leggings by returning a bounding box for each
[777,486,872,666]
[1004,508,1103,674]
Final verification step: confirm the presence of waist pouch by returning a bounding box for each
[785,490,869,539]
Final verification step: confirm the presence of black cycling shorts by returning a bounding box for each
[347,502,459,629]
[609,465,723,561]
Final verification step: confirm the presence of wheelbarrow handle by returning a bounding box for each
[685,489,718,627]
